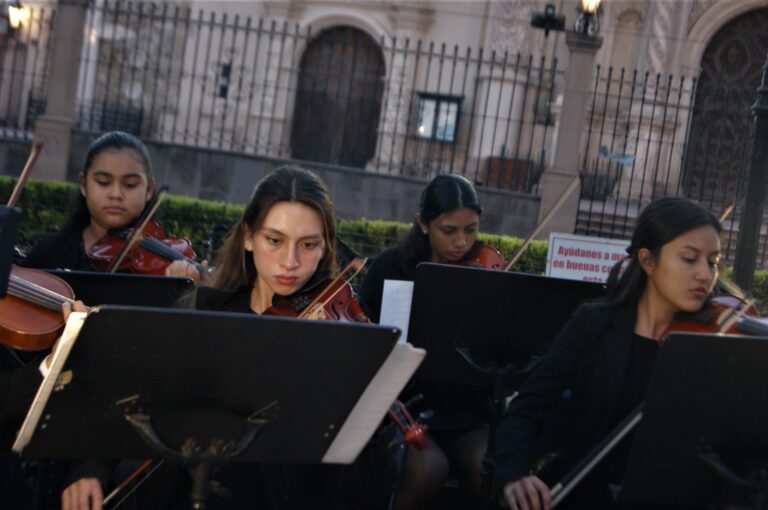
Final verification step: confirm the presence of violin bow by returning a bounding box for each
[106,186,169,273]
[504,174,581,272]
[6,142,43,208]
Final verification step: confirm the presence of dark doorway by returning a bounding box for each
[290,26,385,168]
[683,9,768,204]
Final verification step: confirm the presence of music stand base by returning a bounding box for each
[121,400,280,509]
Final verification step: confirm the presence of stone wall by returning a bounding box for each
[3,132,539,237]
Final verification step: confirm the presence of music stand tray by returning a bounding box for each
[407,263,604,386]
[620,332,768,507]
[45,270,193,308]
[13,306,424,466]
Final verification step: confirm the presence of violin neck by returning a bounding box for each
[8,274,75,311]
[737,315,768,337]
[139,237,204,273]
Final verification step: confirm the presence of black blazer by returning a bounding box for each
[494,302,638,487]
[0,347,43,451]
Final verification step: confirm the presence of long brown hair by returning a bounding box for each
[207,166,337,290]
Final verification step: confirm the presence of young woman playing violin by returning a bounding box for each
[20,131,204,281]
[13,131,201,510]
[496,196,722,510]
[359,174,498,510]
[131,165,387,510]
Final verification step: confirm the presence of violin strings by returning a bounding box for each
[8,285,63,311]
[10,276,73,307]
[8,282,62,310]
[9,276,75,311]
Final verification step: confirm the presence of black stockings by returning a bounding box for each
[394,428,487,510]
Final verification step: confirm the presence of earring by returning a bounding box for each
[422,229,428,235]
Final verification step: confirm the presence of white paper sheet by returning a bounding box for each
[379,279,414,344]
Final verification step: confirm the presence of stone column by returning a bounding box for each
[536,31,602,238]
[33,0,89,181]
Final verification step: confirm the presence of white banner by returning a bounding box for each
[546,232,630,283]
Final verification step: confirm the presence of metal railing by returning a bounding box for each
[576,66,758,263]
[68,0,561,191]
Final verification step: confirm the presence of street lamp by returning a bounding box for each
[7,2,30,30]
[574,0,601,37]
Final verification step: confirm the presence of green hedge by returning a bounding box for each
[3,176,767,306]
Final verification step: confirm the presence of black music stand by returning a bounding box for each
[0,205,20,298]
[408,263,604,385]
[13,306,422,508]
[407,263,604,509]
[45,269,193,307]
[620,332,768,508]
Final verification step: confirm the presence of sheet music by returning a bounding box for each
[379,279,414,344]
[323,340,425,463]
[12,311,88,453]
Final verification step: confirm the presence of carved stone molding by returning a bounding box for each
[387,2,434,34]
[688,0,718,34]
[649,1,674,73]
[616,6,644,29]
[489,0,534,56]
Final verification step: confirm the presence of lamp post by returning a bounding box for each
[733,51,768,292]
[574,0,601,36]
[534,0,604,237]
[7,3,31,30]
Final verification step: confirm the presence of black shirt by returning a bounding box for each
[570,334,659,504]
[20,230,95,271]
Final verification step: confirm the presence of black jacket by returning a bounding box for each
[0,347,43,451]
[20,230,95,271]
[494,302,638,489]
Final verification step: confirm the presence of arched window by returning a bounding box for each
[290,26,385,168]
[683,9,768,203]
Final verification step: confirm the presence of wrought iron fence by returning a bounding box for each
[68,0,561,192]
[576,66,760,263]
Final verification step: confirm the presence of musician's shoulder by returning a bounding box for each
[177,285,251,313]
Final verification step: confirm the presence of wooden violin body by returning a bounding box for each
[263,279,368,323]
[665,294,766,337]
[454,242,506,270]
[0,266,74,351]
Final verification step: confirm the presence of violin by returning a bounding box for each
[664,294,768,337]
[88,219,206,277]
[86,187,206,277]
[263,257,369,322]
[454,242,506,270]
[0,266,76,351]
[0,142,80,351]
